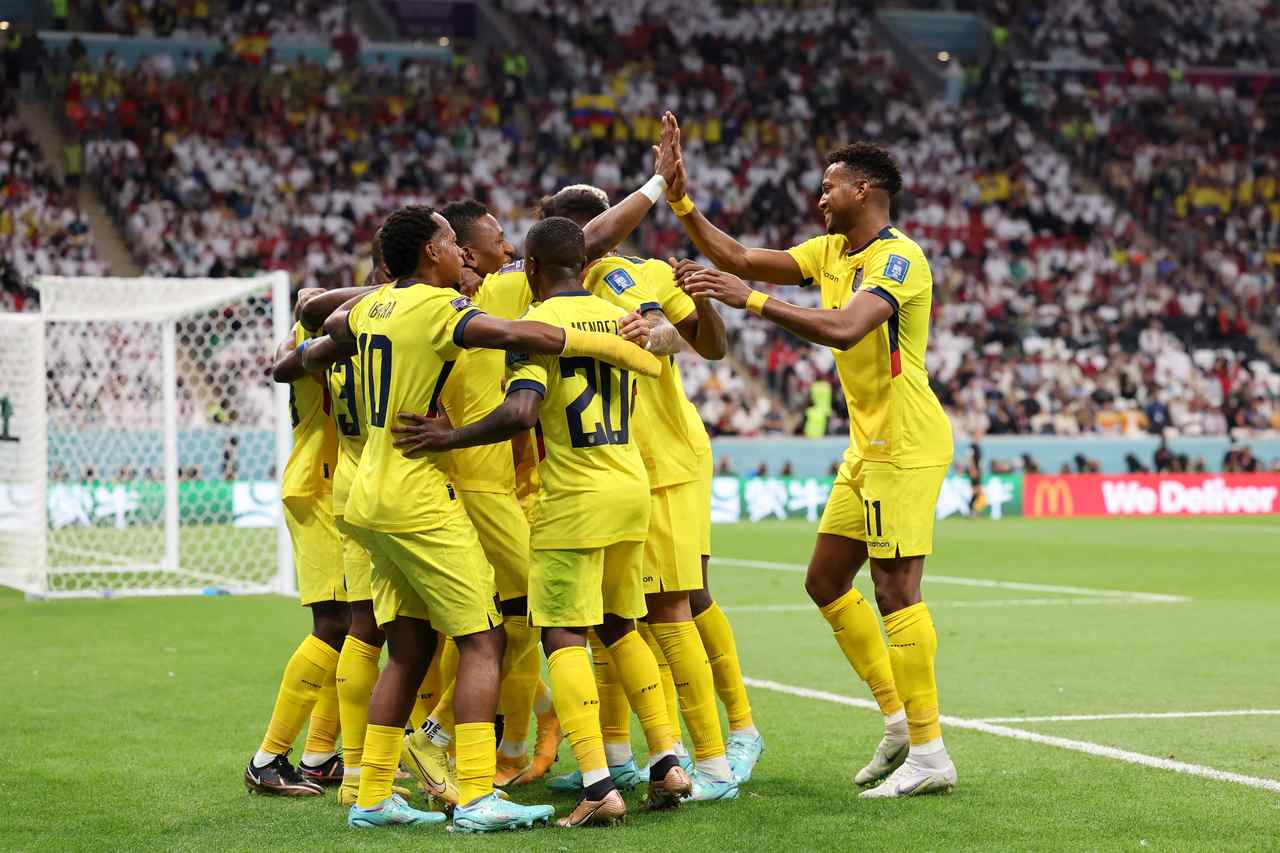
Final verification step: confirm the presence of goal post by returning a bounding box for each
[0,272,295,599]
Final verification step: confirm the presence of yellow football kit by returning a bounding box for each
[585,256,711,592]
[506,290,650,627]
[327,352,374,601]
[342,282,500,636]
[787,226,953,558]
[435,268,537,602]
[281,322,343,605]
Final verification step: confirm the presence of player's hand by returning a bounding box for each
[294,287,325,321]
[458,267,483,298]
[653,111,681,189]
[667,155,688,202]
[618,310,650,348]
[681,269,751,310]
[391,412,454,457]
[670,258,708,288]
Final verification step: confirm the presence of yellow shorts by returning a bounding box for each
[818,457,947,559]
[336,516,373,602]
[643,477,707,595]
[283,496,345,606]
[696,448,712,556]
[529,540,647,628]
[347,515,502,637]
[459,490,530,602]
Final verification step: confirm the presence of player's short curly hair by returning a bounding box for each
[379,205,439,278]
[440,198,490,247]
[525,216,586,271]
[826,142,903,196]
[536,184,610,225]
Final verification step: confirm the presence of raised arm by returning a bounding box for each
[271,335,307,383]
[581,111,681,261]
[459,313,663,378]
[322,292,371,346]
[300,285,379,332]
[300,334,357,375]
[682,268,892,351]
[391,389,542,457]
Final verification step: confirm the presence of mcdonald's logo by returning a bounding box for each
[1032,479,1074,516]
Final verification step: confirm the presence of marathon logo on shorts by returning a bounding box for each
[450,295,473,311]
[603,268,636,295]
[884,255,910,283]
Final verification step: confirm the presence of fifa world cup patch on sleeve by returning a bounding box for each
[883,255,910,284]
[603,268,636,295]
[450,295,473,311]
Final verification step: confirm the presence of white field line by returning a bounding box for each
[743,677,1280,794]
[721,597,1170,614]
[710,557,1190,604]
[975,709,1280,723]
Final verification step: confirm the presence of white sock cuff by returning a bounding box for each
[603,742,634,766]
[581,767,611,787]
[497,739,527,759]
[885,709,907,727]
[647,749,677,769]
[910,736,945,756]
[696,755,732,781]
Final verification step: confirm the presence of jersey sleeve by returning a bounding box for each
[641,260,696,324]
[860,240,930,311]
[785,234,833,288]
[427,291,485,359]
[506,351,550,398]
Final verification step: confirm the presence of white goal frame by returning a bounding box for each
[0,272,295,599]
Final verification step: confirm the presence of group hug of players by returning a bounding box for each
[245,113,959,832]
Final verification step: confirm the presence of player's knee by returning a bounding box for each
[347,602,383,646]
[689,586,713,615]
[311,602,350,650]
[595,613,635,647]
[804,566,846,608]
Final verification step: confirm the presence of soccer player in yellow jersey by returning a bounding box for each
[674,141,958,797]
[534,184,760,797]
[392,218,691,827]
[243,292,348,797]
[313,206,661,831]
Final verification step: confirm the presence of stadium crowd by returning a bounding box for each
[75,0,359,39]
[18,0,1280,443]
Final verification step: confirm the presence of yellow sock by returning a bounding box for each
[455,721,497,805]
[260,634,339,755]
[649,620,725,761]
[497,616,540,749]
[607,630,673,757]
[410,638,445,728]
[355,723,403,808]
[694,602,755,731]
[428,638,460,734]
[304,666,341,755]
[883,602,941,744]
[638,623,683,747]
[590,630,631,750]
[820,589,904,717]
[335,635,381,796]
[547,646,608,777]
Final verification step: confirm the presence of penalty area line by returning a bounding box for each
[974,709,1280,723]
[742,677,1280,794]
[721,597,1179,614]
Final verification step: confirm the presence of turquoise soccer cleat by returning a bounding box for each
[725,731,765,784]
[347,794,447,829]
[450,792,555,833]
[684,769,740,803]
[546,758,642,792]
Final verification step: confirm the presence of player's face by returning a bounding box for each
[464,214,515,276]
[819,163,865,235]
[428,213,465,284]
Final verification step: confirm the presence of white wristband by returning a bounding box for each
[639,174,669,204]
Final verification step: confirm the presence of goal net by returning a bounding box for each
[0,273,294,598]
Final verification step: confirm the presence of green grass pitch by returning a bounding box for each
[5,517,1280,852]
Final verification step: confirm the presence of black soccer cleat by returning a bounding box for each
[244,751,325,796]
[298,753,345,787]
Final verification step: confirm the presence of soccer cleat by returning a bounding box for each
[678,751,695,776]
[726,731,765,784]
[684,769,740,803]
[645,763,692,810]
[347,793,447,828]
[494,753,532,788]
[402,731,460,806]
[853,733,909,786]
[859,755,957,799]
[244,752,325,796]
[450,792,554,833]
[557,788,627,827]
[547,758,643,793]
[523,710,562,783]
[299,753,345,786]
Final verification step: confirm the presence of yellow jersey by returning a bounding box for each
[437,264,535,493]
[507,290,650,549]
[281,322,338,500]
[584,255,710,488]
[479,261,542,499]
[786,226,953,468]
[344,282,480,533]
[326,350,366,516]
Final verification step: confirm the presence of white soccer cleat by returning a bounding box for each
[858,754,956,799]
[852,733,909,786]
